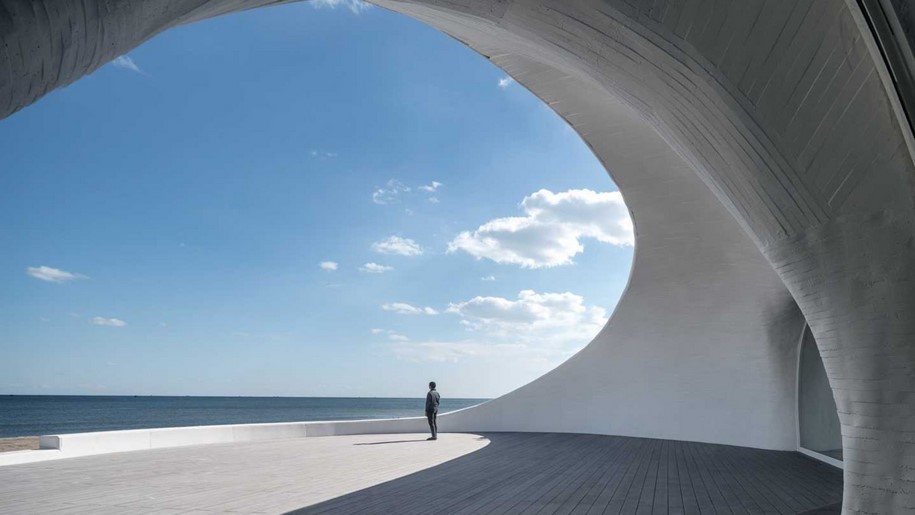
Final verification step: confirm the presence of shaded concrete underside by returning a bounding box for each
[295,433,841,515]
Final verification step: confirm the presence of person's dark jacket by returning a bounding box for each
[425,389,440,413]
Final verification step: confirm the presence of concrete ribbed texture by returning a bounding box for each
[2,1,914,513]
[0,0,291,120]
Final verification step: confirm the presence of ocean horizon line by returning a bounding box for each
[0,395,489,438]
[1,393,491,399]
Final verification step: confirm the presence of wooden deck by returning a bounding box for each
[294,433,843,515]
[0,432,842,514]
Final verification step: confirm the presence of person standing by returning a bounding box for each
[425,381,440,440]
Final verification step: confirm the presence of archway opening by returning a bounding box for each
[0,1,631,408]
[797,325,842,463]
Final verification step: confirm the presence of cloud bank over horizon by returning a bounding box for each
[390,289,607,373]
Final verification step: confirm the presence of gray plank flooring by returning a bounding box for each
[291,433,843,515]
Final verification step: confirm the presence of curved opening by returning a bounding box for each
[0,2,632,432]
[797,324,843,464]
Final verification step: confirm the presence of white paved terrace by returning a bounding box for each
[0,433,488,514]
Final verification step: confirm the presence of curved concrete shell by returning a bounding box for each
[3,1,915,513]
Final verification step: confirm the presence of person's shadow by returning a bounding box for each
[352,439,428,446]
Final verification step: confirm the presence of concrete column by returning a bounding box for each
[765,213,915,514]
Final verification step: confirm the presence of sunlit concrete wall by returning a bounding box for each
[3,1,915,513]
[372,3,915,513]
[436,57,806,452]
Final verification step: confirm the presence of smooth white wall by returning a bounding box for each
[0,417,431,467]
[431,54,804,450]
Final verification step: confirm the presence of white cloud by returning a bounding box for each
[498,77,514,89]
[392,289,606,365]
[447,289,606,341]
[419,181,442,204]
[381,302,438,315]
[91,317,127,327]
[26,266,87,283]
[374,180,441,206]
[319,261,338,271]
[311,0,372,13]
[481,275,496,281]
[448,189,632,268]
[310,150,338,159]
[111,55,144,74]
[372,236,424,256]
[372,179,410,205]
[371,328,409,341]
[359,262,393,273]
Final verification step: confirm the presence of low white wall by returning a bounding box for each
[0,416,432,467]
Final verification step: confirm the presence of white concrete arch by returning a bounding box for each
[3,1,915,513]
[438,55,806,453]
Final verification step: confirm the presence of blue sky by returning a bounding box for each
[0,1,633,399]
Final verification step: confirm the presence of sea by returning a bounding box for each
[0,395,488,438]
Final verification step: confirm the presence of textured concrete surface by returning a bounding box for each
[2,1,915,513]
[372,3,915,513]
[0,433,488,514]
[0,0,294,120]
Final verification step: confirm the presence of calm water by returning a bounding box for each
[0,395,487,438]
